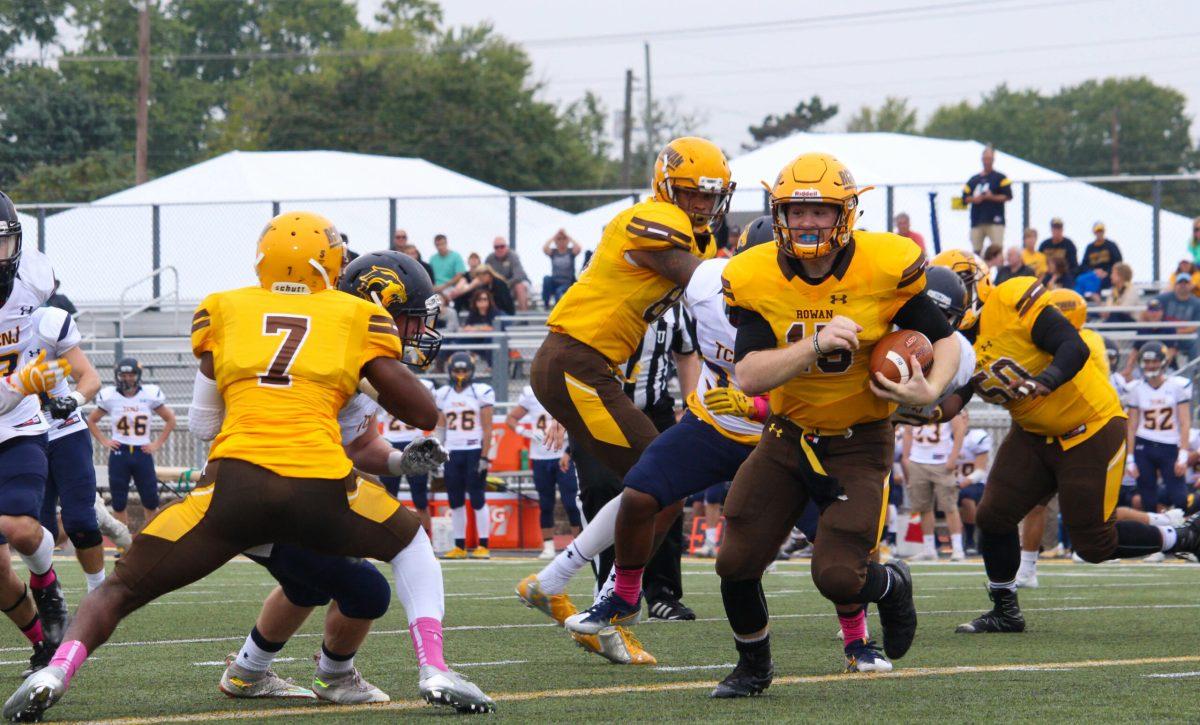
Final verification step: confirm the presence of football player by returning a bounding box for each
[86,359,176,528]
[505,386,581,559]
[901,414,968,561]
[930,257,1200,636]
[714,153,962,696]
[0,191,76,677]
[954,411,992,555]
[30,305,106,595]
[4,214,496,720]
[436,353,495,559]
[378,378,436,535]
[1125,342,1191,512]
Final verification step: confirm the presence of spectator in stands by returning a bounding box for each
[894,212,926,251]
[44,278,77,316]
[485,236,531,311]
[1078,221,1122,289]
[454,263,514,317]
[1039,217,1078,274]
[401,244,436,283]
[465,252,482,281]
[1041,256,1074,291]
[463,289,499,331]
[962,145,1012,254]
[1166,260,1198,296]
[1125,299,1165,373]
[1189,217,1200,264]
[981,243,1003,273]
[995,246,1035,285]
[1021,228,1047,277]
[1101,261,1137,324]
[390,228,409,252]
[542,229,581,309]
[430,233,467,292]
[1154,275,1200,361]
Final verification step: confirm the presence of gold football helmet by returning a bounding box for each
[652,137,734,228]
[931,249,992,328]
[255,211,344,293]
[1046,287,1087,330]
[768,153,873,259]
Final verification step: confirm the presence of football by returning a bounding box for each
[869,329,934,384]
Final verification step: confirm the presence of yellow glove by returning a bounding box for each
[703,386,754,418]
[11,351,72,395]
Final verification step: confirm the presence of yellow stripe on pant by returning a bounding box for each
[142,485,214,542]
[563,372,630,448]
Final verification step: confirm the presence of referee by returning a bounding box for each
[570,303,699,620]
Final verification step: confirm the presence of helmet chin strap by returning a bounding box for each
[310,258,332,290]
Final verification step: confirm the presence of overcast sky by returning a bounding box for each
[359,0,1200,155]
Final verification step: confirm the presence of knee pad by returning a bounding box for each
[974,503,1017,535]
[67,528,103,550]
[279,578,333,609]
[332,561,391,620]
[811,564,866,604]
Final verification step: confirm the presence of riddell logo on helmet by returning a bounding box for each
[791,189,821,198]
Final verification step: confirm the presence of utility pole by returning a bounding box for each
[643,42,654,154]
[1110,107,1120,175]
[620,69,634,189]
[135,0,151,185]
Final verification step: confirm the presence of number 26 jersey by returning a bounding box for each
[435,383,495,451]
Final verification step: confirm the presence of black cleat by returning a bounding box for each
[875,560,917,659]
[647,597,695,621]
[30,578,67,649]
[1170,511,1200,562]
[21,641,52,679]
[711,647,773,698]
[955,586,1026,633]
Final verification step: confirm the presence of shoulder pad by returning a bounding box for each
[622,200,695,251]
[18,249,55,303]
[33,306,70,341]
[992,277,1047,318]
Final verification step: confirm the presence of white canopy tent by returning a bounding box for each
[23,150,576,303]
[561,132,1190,282]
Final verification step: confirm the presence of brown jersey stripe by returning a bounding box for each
[192,309,210,323]
[369,315,394,326]
[627,217,692,249]
[1016,281,1047,316]
[898,253,928,288]
[191,318,210,333]
[369,323,399,335]
[721,277,736,302]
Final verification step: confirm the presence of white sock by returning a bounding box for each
[236,633,278,673]
[474,505,490,543]
[705,527,719,546]
[537,541,590,595]
[450,507,467,540]
[390,528,445,622]
[922,534,936,554]
[1147,512,1170,526]
[1159,526,1177,552]
[20,527,55,576]
[318,649,355,675]
[988,578,1017,592]
[1018,550,1038,576]
[571,495,620,560]
[84,568,106,592]
[594,568,616,605]
[950,533,964,555]
[886,505,898,535]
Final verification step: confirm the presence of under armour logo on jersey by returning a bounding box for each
[768,423,783,438]
[830,294,848,304]
[18,306,33,315]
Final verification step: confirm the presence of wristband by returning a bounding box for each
[1178,449,1190,467]
[68,391,86,407]
[387,449,405,476]
[750,395,770,423]
[812,333,824,357]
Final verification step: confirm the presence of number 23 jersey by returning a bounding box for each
[971,277,1123,446]
[191,286,402,478]
[435,382,495,451]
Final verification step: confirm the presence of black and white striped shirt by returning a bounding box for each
[622,305,697,410]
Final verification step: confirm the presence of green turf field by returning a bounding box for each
[8,554,1200,723]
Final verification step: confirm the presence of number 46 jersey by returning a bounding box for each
[96,384,165,446]
[191,286,402,478]
[435,383,495,451]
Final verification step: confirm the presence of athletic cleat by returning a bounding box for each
[220,654,316,699]
[3,664,66,722]
[955,587,1026,633]
[595,626,656,665]
[21,642,52,679]
[570,631,608,658]
[538,543,557,560]
[418,665,495,713]
[777,531,809,560]
[1164,508,1186,528]
[1142,552,1166,563]
[469,546,490,559]
[515,574,577,625]
[564,591,642,635]
[1015,570,1039,588]
[647,597,695,621]
[875,560,917,659]
[844,638,893,673]
[693,542,716,558]
[950,551,966,562]
[30,578,68,648]
[442,546,468,560]
[1171,511,1200,561]
[312,665,389,704]
[906,550,938,562]
[711,648,773,698]
[95,494,133,550]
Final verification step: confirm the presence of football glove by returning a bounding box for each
[388,437,449,477]
[703,387,754,418]
[478,457,491,475]
[0,352,72,417]
[48,391,85,420]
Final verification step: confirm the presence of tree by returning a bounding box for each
[846,96,917,134]
[0,0,66,55]
[11,150,133,203]
[745,96,837,150]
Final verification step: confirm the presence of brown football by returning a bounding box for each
[869,329,934,385]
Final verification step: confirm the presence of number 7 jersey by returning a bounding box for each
[191,286,402,478]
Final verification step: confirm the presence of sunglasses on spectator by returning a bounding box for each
[493,244,507,249]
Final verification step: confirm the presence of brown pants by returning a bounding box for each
[530,332,659,477]
[717,416,893,604]
[113,458,420,608]
[977,417,1127,563]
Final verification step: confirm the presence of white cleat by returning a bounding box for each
[1142,551,1166,563]
[907,551,938,562]
[1015,571,1039,589]
[418,665,495,713]
[312,666,389,704]
[3,664,67,722]
[693,543,716,558]
[538,543,557,560]
[950,551,966,562]
[1164,509,1186,528]
[94,494,133,549]
[219,655,316,699]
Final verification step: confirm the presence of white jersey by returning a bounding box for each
[0,250,55,443]
[1110,371,1128,398]
[95,384,166,446]
[435,382,494,451]
[896,331,975,421]
[908,421,955,464]
[28,307,86,441]
[1125,375,1191,446]
[338,392,380,447]
[1187,429,1200,486]
[515,385,561,460]
[380,379,435,444]
[955,428,992,481]
[681,258,761,444]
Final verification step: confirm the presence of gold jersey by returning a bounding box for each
[547,199,715,364]
[721,231,927,432]
[970,277,1124,448]
[192,286,402,478]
